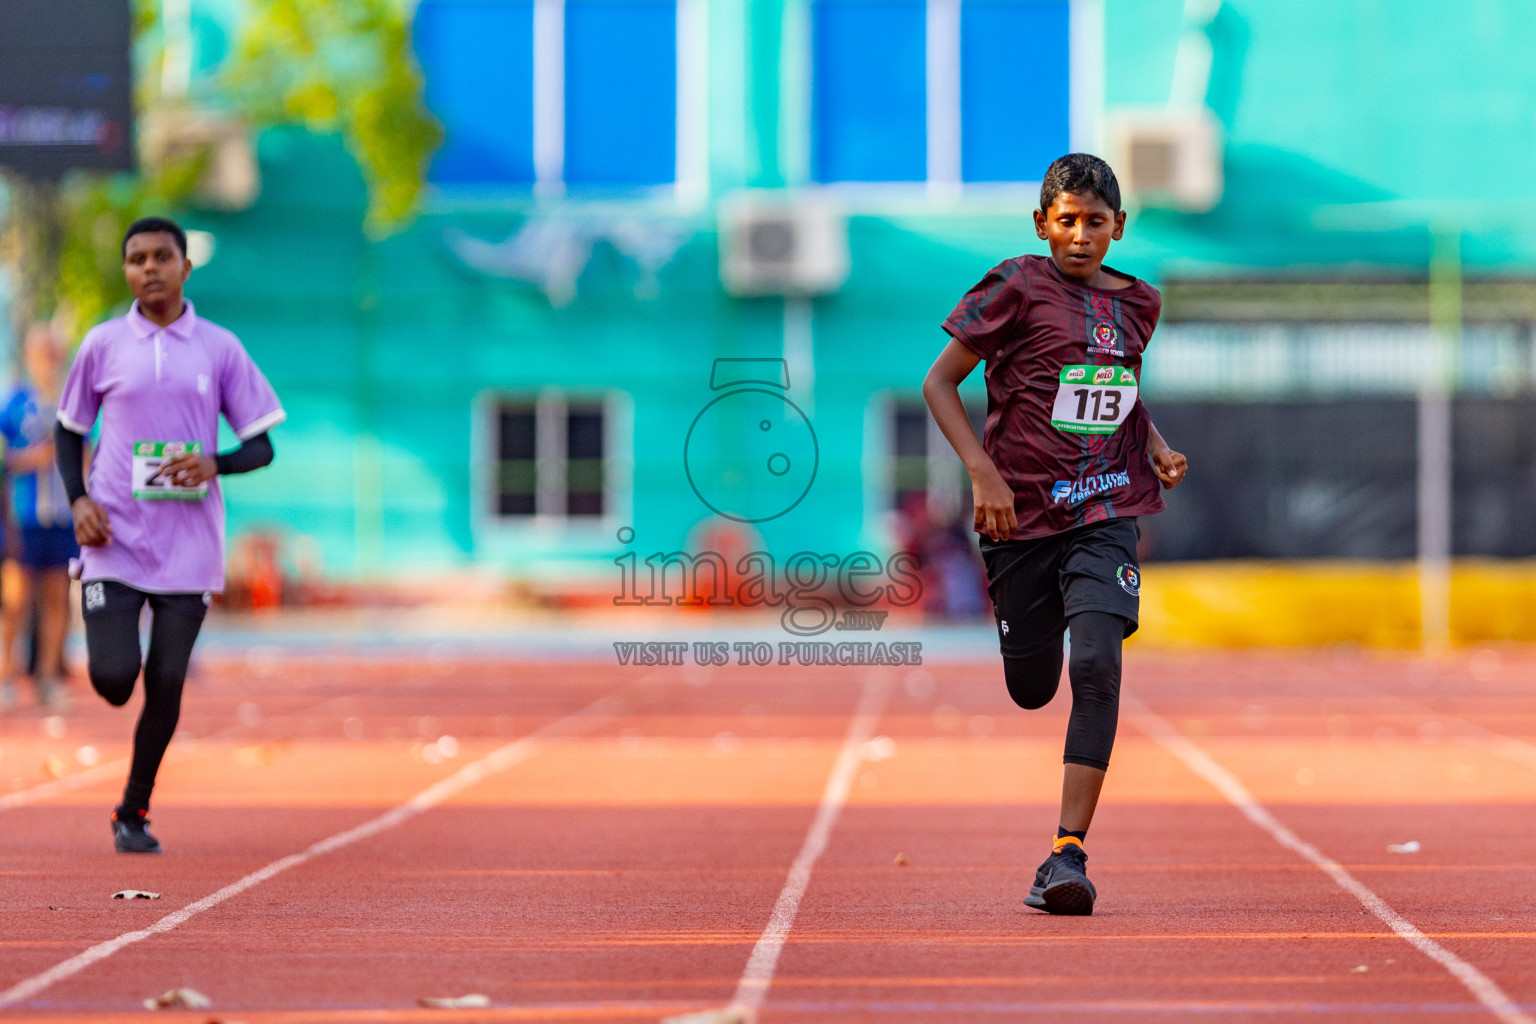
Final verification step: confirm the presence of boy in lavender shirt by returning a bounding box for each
[55,216,284,854]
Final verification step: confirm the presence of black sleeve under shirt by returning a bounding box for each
[55,425,274,504]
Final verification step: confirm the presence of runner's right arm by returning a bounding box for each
[923,339,1018,542]
[55,422,112,546]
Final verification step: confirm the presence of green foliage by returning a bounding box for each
[3,0,440,346]
[224,0,443,236]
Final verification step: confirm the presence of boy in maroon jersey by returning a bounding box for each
[923,153,1187,915]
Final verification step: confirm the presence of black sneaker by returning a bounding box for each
[1023,839,1095,915]
[111,809,162,854]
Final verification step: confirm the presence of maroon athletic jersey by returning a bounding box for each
[942,253,1165,539]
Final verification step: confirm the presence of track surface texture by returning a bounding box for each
[2,640,1534,1022]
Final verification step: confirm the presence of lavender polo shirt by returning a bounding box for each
[57,300,284,594]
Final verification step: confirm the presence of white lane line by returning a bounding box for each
[664,673,891,1024]
[0,688,633,1009]
[1125,692,1535,1024]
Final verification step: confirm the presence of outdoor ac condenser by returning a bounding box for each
[719,192,850,297]
[1105,108,1223,213]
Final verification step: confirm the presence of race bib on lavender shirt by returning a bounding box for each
[1049,365,1138,435]
[131,441,208,500]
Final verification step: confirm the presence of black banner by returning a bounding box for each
[1141,398,1536,561]
[0,0,134,176]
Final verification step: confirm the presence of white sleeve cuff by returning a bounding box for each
[234,407,286,440]
[56,411,92,434]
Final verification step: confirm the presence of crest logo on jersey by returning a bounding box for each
[1065,367,1086,381]
[197,374,210,395]
[1089,320,1125,357]
[1093,366,1116,384]
[1116,564,1141,596]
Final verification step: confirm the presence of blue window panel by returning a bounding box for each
[564,1,676,185]
[415,0,536,184]
[961,0,1071,182]
[813,1,927,183]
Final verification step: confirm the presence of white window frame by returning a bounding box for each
[473,388,633,539]
[530,0,709,204]
[791,0,1101,205]
[864,390,986,547]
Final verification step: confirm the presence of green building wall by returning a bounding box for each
[164,0,1536,583]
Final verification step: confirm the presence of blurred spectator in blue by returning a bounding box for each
[0,325,77,712]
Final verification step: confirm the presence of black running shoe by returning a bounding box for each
[111,809,162,854]
[1023,840,1095,915]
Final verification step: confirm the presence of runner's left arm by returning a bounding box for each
[1146,418,1187,489]
[215,432,273,475]
[161,432,274,488]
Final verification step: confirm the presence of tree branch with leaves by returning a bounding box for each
[0,0,441,346]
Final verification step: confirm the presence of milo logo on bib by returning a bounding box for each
[132,440,208,500]
[1050,365,1138,436]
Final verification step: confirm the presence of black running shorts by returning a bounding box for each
[979,517,1141,658]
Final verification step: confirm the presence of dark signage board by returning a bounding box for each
[0,0,135,176]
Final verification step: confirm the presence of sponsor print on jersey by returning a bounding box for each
[1116,564,1141,596]
[1050,471,1132,505]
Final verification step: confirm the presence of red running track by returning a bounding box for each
[0,647,1534,1021]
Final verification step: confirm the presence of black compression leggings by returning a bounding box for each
[82,582,208,814]
[1003,610,1124,771]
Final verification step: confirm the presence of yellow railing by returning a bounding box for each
[1136,561,1536,648]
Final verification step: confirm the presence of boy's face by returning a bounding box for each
[1033,191,1126,283]
[123,231,192,307]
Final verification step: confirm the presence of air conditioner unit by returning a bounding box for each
[138,108,260,211]
[1105,108,1222,213]
[719,192,850,297]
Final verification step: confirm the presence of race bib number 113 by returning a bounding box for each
[1050,365,1138,435]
